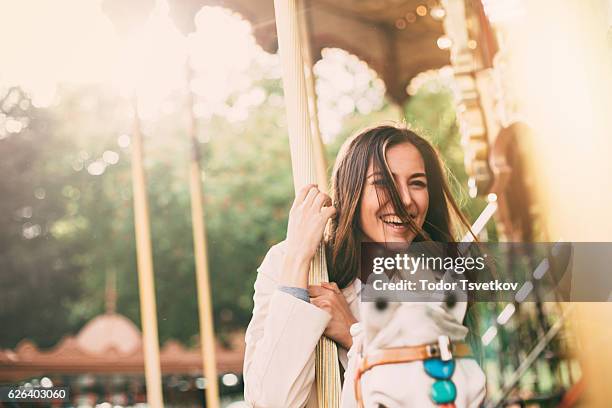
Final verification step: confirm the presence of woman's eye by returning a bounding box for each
[372,179,426,188]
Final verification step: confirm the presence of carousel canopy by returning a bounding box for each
[0,312,244,381]
[102,0,450,105]
[170,0,449,104]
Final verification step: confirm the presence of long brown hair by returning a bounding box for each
[326,124,475,288]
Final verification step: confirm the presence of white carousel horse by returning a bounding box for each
[341,273,486,408]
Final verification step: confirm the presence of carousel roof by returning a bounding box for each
[0,312,245,381]
[102,0,450,104]
[169,0,449,104]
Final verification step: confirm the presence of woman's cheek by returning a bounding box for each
[419,192,429,227]
[358,196,380,241]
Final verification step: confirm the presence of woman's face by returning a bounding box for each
[359,142,429,243]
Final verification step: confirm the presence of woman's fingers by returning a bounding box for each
[294,183,317,207]
[321,281,341,294]
[313,191,331,210]
[310,283,357,349]
[308,284,340,299]
[311,297,332,312]
[294,185,335,220]
[303,185,320,208]
[308,284,330,297]
[321,205,337,220]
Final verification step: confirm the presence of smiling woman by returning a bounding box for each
[243,123,480,407]
[327,124,476,288]
[360,142,429,242]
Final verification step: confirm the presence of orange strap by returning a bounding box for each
[354,341,472,408]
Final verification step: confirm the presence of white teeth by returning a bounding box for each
[380,214,416,224]
[381,215,402,224]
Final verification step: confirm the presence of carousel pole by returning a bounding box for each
[298,0,328,193]
[102,0,162,402]
[185,60,220,408]
[273,1,342,406]
[130,96,164,408]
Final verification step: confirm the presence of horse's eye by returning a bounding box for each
[375,298,388,311]
[378,404,388,408]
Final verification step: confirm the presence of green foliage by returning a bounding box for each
[1,73,484,349]
[0,88,89,348]
[0,76,295,347]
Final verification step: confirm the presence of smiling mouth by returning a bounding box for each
[379,214,416,229]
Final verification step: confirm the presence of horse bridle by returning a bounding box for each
[354,336,472,408]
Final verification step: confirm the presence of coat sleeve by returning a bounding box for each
[243,242,332,408]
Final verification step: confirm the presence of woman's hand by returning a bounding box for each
[281,184,336,288]
[309,282,358,349]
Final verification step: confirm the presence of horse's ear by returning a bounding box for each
[444,290,457,309]
[375,297,388,311]
[441,269,468,312]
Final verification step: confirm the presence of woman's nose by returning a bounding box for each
[399,185,413,208]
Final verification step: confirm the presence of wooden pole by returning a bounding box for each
[130,97,164,408]
[298,0,328,193]
[273,1,342,406]
[185,61,220,408]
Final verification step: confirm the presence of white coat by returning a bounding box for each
[243,241,486,408]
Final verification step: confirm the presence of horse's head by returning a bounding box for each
[360,269,469,353]
[347,274,485,408]
[360,297,468,357]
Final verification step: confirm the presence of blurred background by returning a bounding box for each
[1,0,612,407]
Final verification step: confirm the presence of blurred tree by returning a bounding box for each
[0,76,294,347]
[1,66,482,350]
[0,87,84,348]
